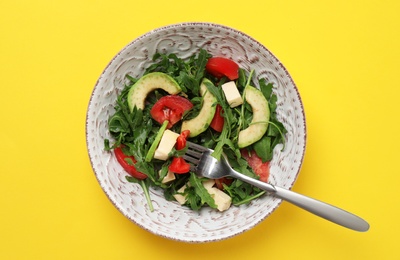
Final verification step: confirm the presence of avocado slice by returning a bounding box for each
[181,78,217,137]
[238,85,270,148]
[127,72,181,111]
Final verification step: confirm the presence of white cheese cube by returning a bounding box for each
[202,179,215,190]
[173,180,214,205]
[206,187,232,212]
[222,81,243,108]
[173,180,232,211]
[161,170,176,184]
[173,184,189,205]
[153,130,180,160]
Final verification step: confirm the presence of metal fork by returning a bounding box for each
[183,141,369,232]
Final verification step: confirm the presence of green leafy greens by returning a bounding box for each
[104,50,287,211]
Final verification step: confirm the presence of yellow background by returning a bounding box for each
[1,0,399,259]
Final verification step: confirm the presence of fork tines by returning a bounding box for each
[186,141,210,153]
[182,141,209,167]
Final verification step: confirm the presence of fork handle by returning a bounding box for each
[229,170,369,232]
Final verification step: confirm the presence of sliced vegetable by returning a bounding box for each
[169,157,190,174]
[169,130,191,174]
[180,78,217,137]
[215,177,233,190]
[127,72,181,111]
[237,85,270,148]
[145,120,169,162]
[114,146,147,180]
[210,104,224,132]
[206,57,239,80]
[240,149,270,182]
[150,95,193,129]
[176,130,190,150]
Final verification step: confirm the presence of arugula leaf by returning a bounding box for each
[259,80,287,151]
[185,188,202,211]
[145,49,210,96]
[223,179,264,205]
[232,190,266,206]
[182,96,203,121]
[237,68,247,88]
[126,177,154,212]
[259,78,273,100]
[202,79,237,160]
[253,136,273,162]
[188,172,217,209]
[163,174,190,202]
[193,49,209,85]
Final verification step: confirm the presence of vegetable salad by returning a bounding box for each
[105,49,287,212]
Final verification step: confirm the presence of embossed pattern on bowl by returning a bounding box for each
[86,22,306,243]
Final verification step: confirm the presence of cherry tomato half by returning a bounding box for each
[168,157,190,174]
[206,57,239,80]
[150,95,193,129]
[240,149,270,182]
[114,146,147,180]
[210,104,224,132]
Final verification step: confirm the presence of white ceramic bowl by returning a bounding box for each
[86,22,306,243]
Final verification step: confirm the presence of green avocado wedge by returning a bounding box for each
[181,78,217,137]
[238,85,270,148]
[127,72,181,111]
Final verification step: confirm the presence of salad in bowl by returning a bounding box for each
[86,22,306,242]
[104,49,288,212]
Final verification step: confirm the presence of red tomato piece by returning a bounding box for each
[215,177,233,190]
[181,130,190,139]
[176,136,186,151]
[150,95,193,128]
[169,157,190,174]
[206,57,239,80]
[240,149,270,182]
[114,146,147,180]
[210,104,224,132]
[176,130,190,150]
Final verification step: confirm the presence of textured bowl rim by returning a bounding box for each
[85,21,307,243]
